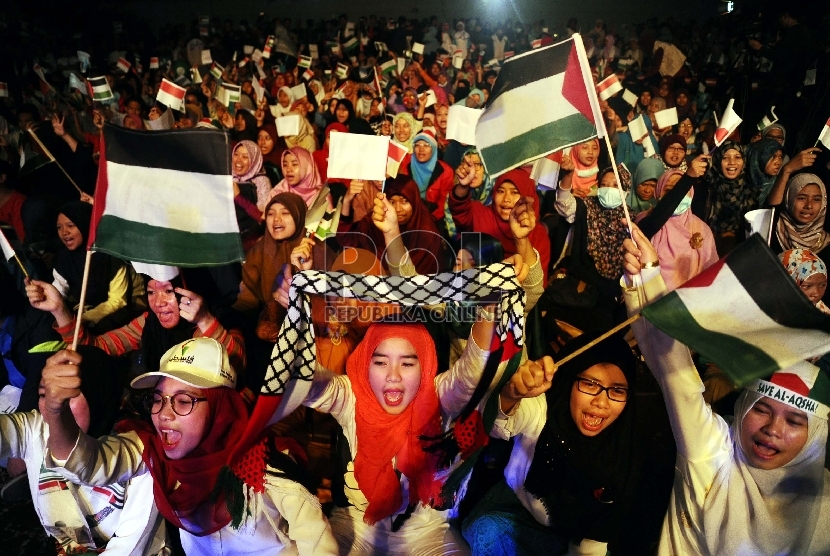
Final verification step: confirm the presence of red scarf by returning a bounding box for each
[116,386,250,536]
[348,323,444,524]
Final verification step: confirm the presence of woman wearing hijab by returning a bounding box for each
[544,166,631,332]
[559,139,601,198]
[463,332,641,556]
[299,312,497,555]
[704,141,756,255]
[270,147,332,210]
[272,86,295,118]
[332,98,374,135]
[641,169,718,291]
[659,134,688,173]
[339,176,446,274]
[392,112,421,153]
[746,138,784,206]
[41,339,338,555]
[623,229,830,556]
[312,122,348,183]
[401,130,454,220]
[455,88,484,109]
[772,173,830,261]
[0,345,167,554]
[232,110,259,143]
[444,148,495,241]
[676,114,699,157]
[233,140,273,212]
[257,124,286,185]
[626,158,664,216]
[45,201,142,331]
[779,248,830,314]
[761,123,786,148]
[451,164,550,266]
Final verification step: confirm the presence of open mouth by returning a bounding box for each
[752,439,780,460]
[160,429,182,449]
[383,389,404,406]
[581,412,605,432]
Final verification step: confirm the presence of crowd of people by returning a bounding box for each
[0,3,829,555]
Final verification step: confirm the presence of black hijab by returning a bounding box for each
[76,345,126,437]
[338,98,374,136]
[524,332,640,545]
[139,274,196,372]
[53,201,121,309]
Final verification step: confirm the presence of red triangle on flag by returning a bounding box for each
[678,257,726,289]
[562,44,596,125]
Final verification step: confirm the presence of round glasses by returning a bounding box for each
[143,392,208,416]
[573,377,629,402]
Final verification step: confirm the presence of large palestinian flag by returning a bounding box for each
[89,125,243,266]
[641,234,830,387]
[475,34,605,177]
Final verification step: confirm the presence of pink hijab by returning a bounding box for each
[271,147,326,207]
[233,140,272,211]
[570,138,600,196]
[651,170,719,291]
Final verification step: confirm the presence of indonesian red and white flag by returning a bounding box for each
[156,79,186,111]
[116,57,131,74]
[150,57,159,69]
[531,39,543,49]
[714,99,742,147]
[302,68,314,82]
[817,118,830,150]
[387,140,408,178]
[596,74,622,101]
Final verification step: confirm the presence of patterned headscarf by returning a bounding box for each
[779,248,830,313]
[706,141,755,235]
[775,173,830,253]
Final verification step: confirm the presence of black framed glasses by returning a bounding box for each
[574,377,629,402]
[143,392,208,416]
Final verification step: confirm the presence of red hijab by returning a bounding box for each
[349,323,443,524]
[116,385,250,536]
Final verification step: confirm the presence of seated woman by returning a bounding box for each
[48,201,144,332]
[41,339,338,555]
[0,345,167,555]
[338,176,446,275]
[622,226,830,555]
[269,147,332,210]
[25,272,245,376]
[301,313,497,555]
[543,166,630,333]
[462,333,641,556]
[449,168,551,282]
[746,138,784,206]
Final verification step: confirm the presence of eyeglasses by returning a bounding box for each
[143,392,208,416]
[574,377,629,402]
[666,146,686,153]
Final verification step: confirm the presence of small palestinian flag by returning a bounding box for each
[116,57,131,74]
[297,55,312,69]
[475,34,604,177]
[90,125,243,266]
[596,74,622,101]
[198,16,210,37]
[326,40,339,52]
[641,235,830,389]
[375,41,388,53]
[0,82,7,98]
[210,62,224,79]
[156,78,186,111]
[336,63,350,79]
[150,57,159,69]
[302,68,314,81]
[757,106,778,131]
[88,76,114,102]
[222,83,241,104]
[380,59,397,77]
[342,37,358,53]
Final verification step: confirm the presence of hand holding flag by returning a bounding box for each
[714,99,742,147]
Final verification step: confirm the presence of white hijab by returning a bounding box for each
[703,389,830,555]
[272,86,294,117]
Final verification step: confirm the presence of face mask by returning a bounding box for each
[673,195,692,215]
[597,187,623,209]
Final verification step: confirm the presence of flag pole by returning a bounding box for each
[26,128,85,196]
[602,133,635,238]
[13,253,29,279]
[555,313,641,368]
[70,250,93,351]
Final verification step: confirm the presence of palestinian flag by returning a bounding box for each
[641,235,830,388]
[380,59,397,77]
[336,63,350,79]
[342,37,358,53]
[475,34,604,178]
[210,62,224,79]
[156,78,186,111]
[89,125,243,266]
[88,76,114,102]
[116,57,131,74]
[297,55,312,69]
[222,83,241,104]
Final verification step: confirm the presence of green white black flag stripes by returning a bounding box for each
[88,125,243,266]
[641,234,830,387]
[475,34,605,178]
